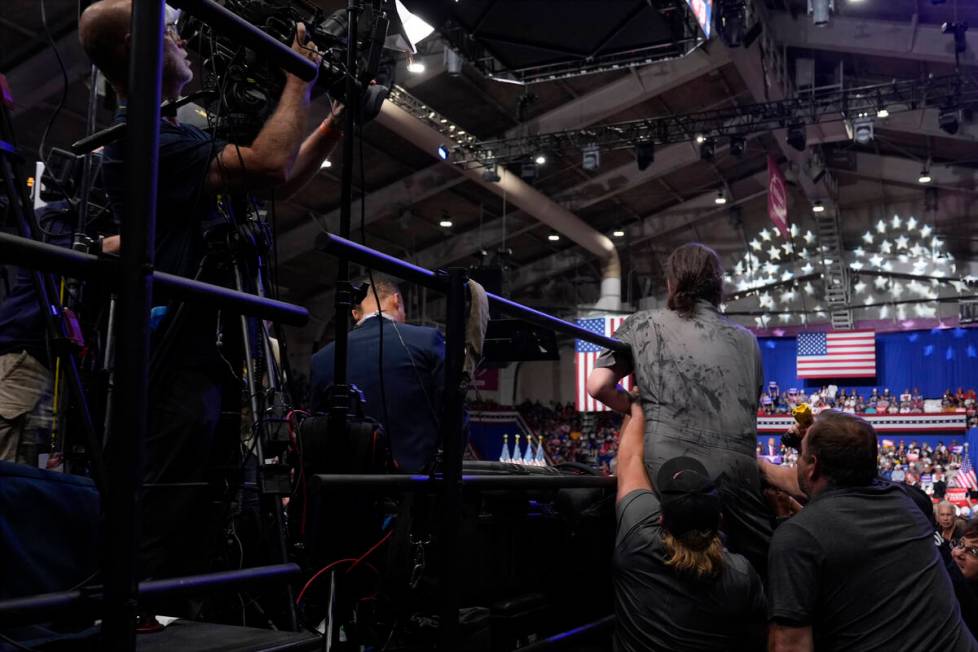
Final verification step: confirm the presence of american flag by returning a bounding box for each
[796,330,876,378]
[955,452,978,491]
[576,316,632,412]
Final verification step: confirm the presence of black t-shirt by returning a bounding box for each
[0,207,74,366]
[614,490,766,652]
[101,112,232,369]
[768,480,977,651]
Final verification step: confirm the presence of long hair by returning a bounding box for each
[665,243,723,318]
[661,529,725,580]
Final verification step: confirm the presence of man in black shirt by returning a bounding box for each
[614,401,766,652]
[78,0,341,590]
[767,411,976,651]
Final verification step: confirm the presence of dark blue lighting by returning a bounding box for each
[437,144,449,161]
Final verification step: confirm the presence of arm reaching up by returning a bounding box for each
[616,399,651,503]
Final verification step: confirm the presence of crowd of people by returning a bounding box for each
[759,383,978,426]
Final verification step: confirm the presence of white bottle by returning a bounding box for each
[499,434,511,463]
[522,434,535,465]
[534,435,547,467]
[514,434,523,465]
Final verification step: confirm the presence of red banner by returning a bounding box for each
[948,487,969,507]
[473,367,499,391]
[768,155,789,238]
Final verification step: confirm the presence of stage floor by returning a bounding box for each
[137,620,320,652]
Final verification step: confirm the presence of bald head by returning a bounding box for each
[79,0,132,88]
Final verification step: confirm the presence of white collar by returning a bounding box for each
[356,311,397,328]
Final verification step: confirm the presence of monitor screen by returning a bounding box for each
[686,0,714,39]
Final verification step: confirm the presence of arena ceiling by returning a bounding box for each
[3,0,978,357]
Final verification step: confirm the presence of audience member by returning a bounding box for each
[613,402,766,652]
[766,411,976,651]
[951,522,978,639]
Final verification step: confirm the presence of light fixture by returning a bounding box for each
[548,233,560,242]
[436,144,450,160]
[635,142,655,171]
[582,144,600,171]
[695,134,705,144]
[918,167,932,184]
[877,106,890,119]
[808,0,834,26]
[482,169,501,183]
[612,229,625,238]
[439,219,453,228]
[812,200,825,213]
[320,158,332,169]
[714,188,728,205]
[700,138,716,162]
[848,115,874,144]
[939,105,960,135]
[534,154,547,165]
[406,59,426,74]
[729,136,746,158]
[786,121,806,152]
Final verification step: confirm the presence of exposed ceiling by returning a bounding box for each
[3,0,978,360]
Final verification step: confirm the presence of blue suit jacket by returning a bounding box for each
[310,316,445,472]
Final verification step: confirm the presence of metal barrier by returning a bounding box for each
[0,2,315,649]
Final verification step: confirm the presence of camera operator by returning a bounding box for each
[78,0,342,603]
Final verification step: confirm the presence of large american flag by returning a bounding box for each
[576,317,632,412]
[796,330,877,378]
[955,453,978,492]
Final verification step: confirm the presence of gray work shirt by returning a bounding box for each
[598,300,772,569]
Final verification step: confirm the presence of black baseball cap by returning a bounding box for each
[656,456,721,536]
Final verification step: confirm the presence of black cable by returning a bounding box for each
[359,111,391,442]
[37,0,68,163]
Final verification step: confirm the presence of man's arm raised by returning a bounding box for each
[616,399,651,503]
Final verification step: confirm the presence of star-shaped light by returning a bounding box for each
[803,282,815,295]
[750,238,762,251]
[874,276,889,290]
[897,304,907,320]
[882,261,893,271]
[891,215,902,229]
[921,224,933,238]
[737,280,750,291]
[876,219,887,234]
[782,242,794,255]
[853,247,866,258]
[952,281,967,293]
[719,303,727,312]
[734,261,744,275]
[804,230,815,244]
[898,254,909,263]
[879,305,890,319]
[764,261,779,275]
[851,261,864,270]
[880,240,893,254]
[781,271,794,281]
[801,262,814,274]
[768,245,782,261]
[931,237,942,249]
[759,292,773,308]
[869,254,884,268]
[854,280,867,294]
[790,224,800,238]
[761,313,772,325]
[779,313,792,323]
[865,295,875,305]
[862,231,874,245]
[760,228,772,242]
[891,282,904,299]
[781,290,796,303]
[907,216,918,230]
[895,235,909,249]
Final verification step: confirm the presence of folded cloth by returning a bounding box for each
[464,279,489,378]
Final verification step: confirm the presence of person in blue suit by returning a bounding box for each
[310,275,445,472]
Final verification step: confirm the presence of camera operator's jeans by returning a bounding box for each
[0,351,53,466]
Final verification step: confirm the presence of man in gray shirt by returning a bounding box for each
[614,401,766,652]
[767,411,977,652]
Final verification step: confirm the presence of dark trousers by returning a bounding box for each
[139,364,237,589]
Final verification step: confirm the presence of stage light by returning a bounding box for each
[582,144,600,171]
[877,106,890,119]
[612,229,625,238]
[534,154,547,165]
[695,134,705,144]
[635,142,655,171]
[407,59,426,74]
[917,167,932,183]
[437,144,450,160]
[786,121,807,151]
[849,115,874,144]
[439,219,453,228]
[715,189,728,205]
[729,136,746,158]
[700,138,715,161]
[808,0,834,26]
[812,200,825,213]
[320,158,332,169]
[939,106,960,135]
[482,169,501,182]
[548,233,560,242]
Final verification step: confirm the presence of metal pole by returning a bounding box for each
[101,0,164,647]
[437,268,467,651]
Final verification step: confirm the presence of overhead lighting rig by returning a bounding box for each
[440,74,976,166]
